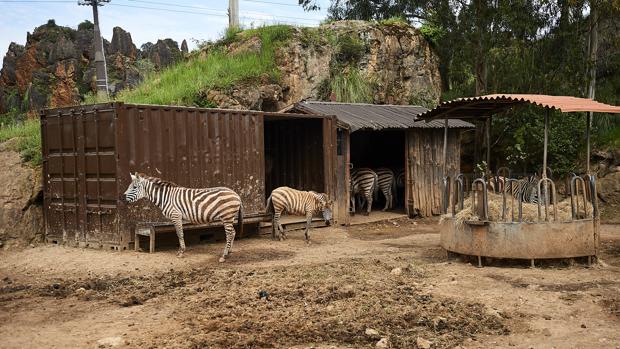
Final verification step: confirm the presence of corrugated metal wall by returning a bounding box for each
[42,103,332,250]
[42,103,120,248]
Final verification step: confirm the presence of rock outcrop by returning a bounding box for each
[0,20,185,114]
[199,21,441,111]
[0,139,43,249]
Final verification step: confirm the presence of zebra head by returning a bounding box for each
[316,193,333,225]
[124,173,147,203]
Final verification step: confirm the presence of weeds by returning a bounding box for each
[0,118,42,166]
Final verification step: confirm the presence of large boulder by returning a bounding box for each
[0,139,43,249]
[109,26,137,60]
[597,171,620,205]
[141,39,182,69]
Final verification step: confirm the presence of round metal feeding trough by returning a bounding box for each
[419,94,620,267]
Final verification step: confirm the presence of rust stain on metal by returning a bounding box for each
[41,102,334,250]
[440,218,598,259]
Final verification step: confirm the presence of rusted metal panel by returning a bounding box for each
[42,102,331,250]
[440,218,598,259]
[295,101,473,131]
[116,105,267,243]
[42,103,119,247]
[420,94,620,121]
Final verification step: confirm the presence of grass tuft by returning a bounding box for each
[117,25,293,106]
[0,118,42,166]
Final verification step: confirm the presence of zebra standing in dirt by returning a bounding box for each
[266,186,333,243]
[350,168,378,215]
[123,173,243,262]
[374,168,396,211]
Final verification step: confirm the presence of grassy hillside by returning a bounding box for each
[116,25,293,106]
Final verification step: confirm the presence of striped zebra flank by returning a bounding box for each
[123,173,243,262]
[503,175,543,204]
[266,186,333,243]
[350,168,378,215]
[374,168,395,211]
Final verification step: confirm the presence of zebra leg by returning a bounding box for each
[271,213,277,241]
[382,190,389,211]
[365,193,373,216]
[173,217,186,257]
[350,195,356,214]
[220,222,236,263]
[274,211,286,240]
[304,212,312,245]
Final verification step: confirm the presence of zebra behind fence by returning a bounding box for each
[266,186,332,243]
[123,173,243,262]
[503,175,545,204]
[374,168,395,211]
[350,168,378,215]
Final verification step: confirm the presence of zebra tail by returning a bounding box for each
[266,195,274,214]
[237,202,244,237]
[372,174,379,197]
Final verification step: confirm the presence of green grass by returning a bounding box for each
[0,118,42,166]
[117,25,293,106]
[330,69,373,103]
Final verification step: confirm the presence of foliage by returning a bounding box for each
[78,20,94,31]
[334,34,366,65]
[0,117,42,166]
[117,25,293,106]
[378,16,408,26]
[328,69,373,103]
[304,0,620,176]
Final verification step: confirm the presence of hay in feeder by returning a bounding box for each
[442,192,593,226]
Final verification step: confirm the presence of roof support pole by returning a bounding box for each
[586,112,591,174]
[486,117,491,174]
[443,118,449,176]
[543,108,549,179]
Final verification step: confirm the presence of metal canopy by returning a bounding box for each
[420,94,620,121]
[294,101,474,131]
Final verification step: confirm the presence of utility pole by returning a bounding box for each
[79,0,110,99]
[229,0,239,28]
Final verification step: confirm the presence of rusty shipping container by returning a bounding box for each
[41,103,336,250]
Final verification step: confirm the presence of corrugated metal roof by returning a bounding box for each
[419,94,620,120]
[295,101,474,131]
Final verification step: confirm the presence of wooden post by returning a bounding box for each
[443,118,448,176]
[586,112,591,174]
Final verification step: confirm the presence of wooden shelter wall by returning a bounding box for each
[406,129,461,217]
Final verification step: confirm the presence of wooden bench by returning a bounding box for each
[134,214,271,253]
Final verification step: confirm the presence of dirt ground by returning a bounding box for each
[1,218,619,349]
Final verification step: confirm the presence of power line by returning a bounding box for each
[123,0,228,14]
[0,0,73,2]
[242,0,300,7]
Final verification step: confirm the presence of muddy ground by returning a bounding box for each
[0,219,619,349]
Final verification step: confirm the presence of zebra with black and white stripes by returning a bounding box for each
[266,186,333,243]
[350,168,378,215]
[123,173,243,262]
[374,168,395,211]
[504,174,543,204]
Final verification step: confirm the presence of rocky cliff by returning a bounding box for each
[204,20,441,111]
[0,20,183,114]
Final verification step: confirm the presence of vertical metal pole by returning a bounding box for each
[485,117,491,173]
[543,109,549,179]
[229,0,239,28]
[443,118,448,176]
[92,0,108,99]
[586,112,591,174]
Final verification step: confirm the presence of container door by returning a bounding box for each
[42,105,120,248]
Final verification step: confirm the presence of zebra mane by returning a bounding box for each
[137,173,180,187]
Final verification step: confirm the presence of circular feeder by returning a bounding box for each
[440,218,599,267]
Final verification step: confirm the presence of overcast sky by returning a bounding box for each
[0,0,329,59]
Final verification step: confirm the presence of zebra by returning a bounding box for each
[266,186,333,243]
[394,168,405,206]
[374,168,395,211]
[503,174,544,204]
[350,168,378,215]
[123,173,243,262]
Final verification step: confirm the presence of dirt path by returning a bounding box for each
[1,219,618,348]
